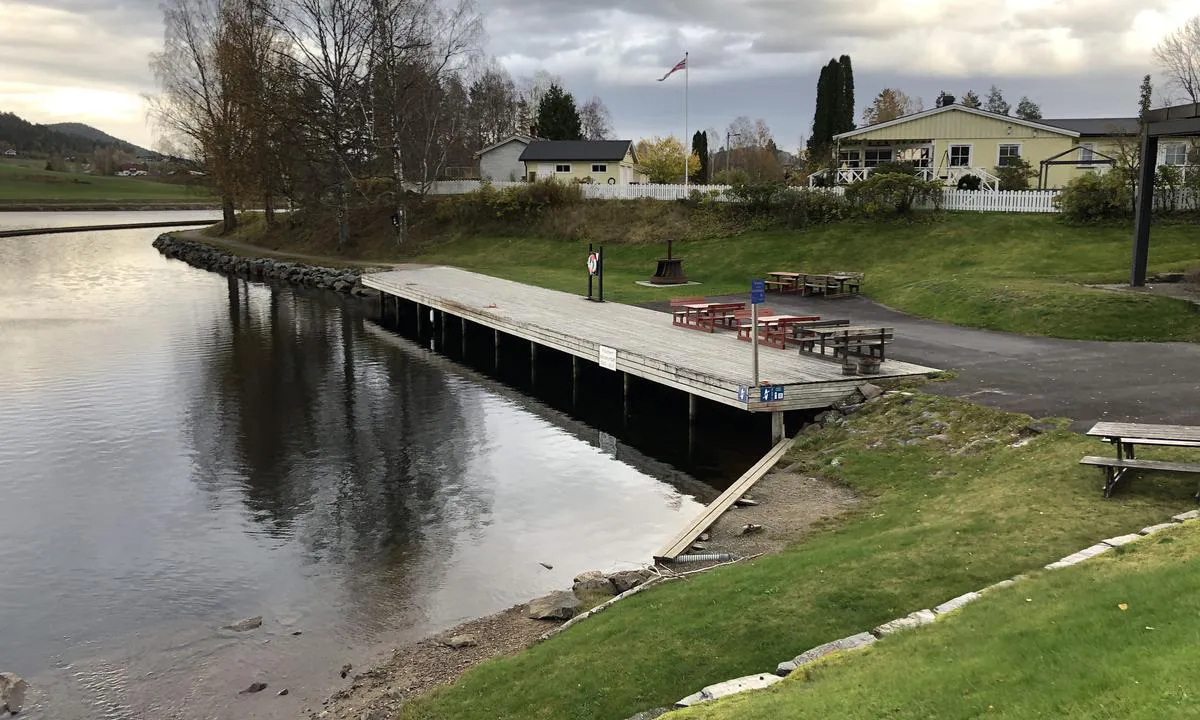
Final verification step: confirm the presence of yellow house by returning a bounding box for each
[819,105,1180,190]
[519,140,649,185]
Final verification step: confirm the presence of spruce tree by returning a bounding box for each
[535,84,583,141]
[836,54,856,134]
[807,61,835,156]
[1139,74,1154,122]
[961,90,982,108]
[691,130,709,183]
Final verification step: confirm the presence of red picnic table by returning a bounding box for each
[735,314,821,349]
[671,301,747,332]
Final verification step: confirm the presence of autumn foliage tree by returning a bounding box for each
[862,88,919,125]
[635,136,700,184]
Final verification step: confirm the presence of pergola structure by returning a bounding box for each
[1037,147,1117,190]
[1131,102,1200,286]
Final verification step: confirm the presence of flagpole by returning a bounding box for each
[684,51,689,189]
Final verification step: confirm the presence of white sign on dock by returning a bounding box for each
[598,345,618,371]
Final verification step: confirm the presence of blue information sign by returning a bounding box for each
[759,385,785,403]
[750,279,766,305]
[738,386,749,403]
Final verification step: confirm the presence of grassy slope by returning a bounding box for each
[404,392,1194,720]
[676,522,1200,719]
[411,213,1200,342]
[0,160,211,203]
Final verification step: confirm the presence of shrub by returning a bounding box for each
[1154,164,1183,212]
[1056,171,1129,223]
[725,181,786,214]
[845,173,943,218]
[957,174,983,191]
[994,158,1036,191]
[871,161,918,177]
[774,188,851,227]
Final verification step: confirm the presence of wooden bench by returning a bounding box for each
[1083,422,1200,498]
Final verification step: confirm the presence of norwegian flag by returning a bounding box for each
[657,56,687,82]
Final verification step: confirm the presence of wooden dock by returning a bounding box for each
[363,266,937,415]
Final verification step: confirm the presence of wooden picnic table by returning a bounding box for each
[765,272,803,293]
[795,325,894,361]
[764,272,861,296]
[735,314,821,349]
[671,301,747,333]
[1082,422,1200,498]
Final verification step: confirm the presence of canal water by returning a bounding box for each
[0,212,719,719]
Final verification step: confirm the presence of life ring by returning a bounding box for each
[607,177,617,185]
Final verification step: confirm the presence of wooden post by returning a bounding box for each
[494,329,501,370]
[1131,130,1158,287]
[770,412,785,444]
[572,355,579,406]
[415,302,422,337]
[461,316,467,355]
[440,310,447,348]
[623,372,631,422]
[688,394,698,458]
[530,341,538,386]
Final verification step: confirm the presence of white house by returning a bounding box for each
[475,134,535,181]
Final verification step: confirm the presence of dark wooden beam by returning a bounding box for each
[1130,131,1158,287]
[1148,117,1200,137]
[1144,102,1200,124]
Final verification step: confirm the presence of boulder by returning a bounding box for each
[776,632,876,677]
[572,571,615,595]
[1026,421,1059,435]
[622,709,670,720]
[526,590,580,620]
[0,672,28,714]
[443,634,477,649]
[239,682,268,695]
[224,616,263,632]
[858,383,884,401]
[608,570,652,594]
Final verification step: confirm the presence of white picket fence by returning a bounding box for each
[423,180,1064,213]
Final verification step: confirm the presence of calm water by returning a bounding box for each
[0,212,705,719]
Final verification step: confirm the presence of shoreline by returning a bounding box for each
[0,203,220,212]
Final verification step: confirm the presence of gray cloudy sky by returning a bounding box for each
[1,0,1196,149]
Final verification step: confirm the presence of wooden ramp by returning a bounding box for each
[364,266,938,413]
[655,437,796,560]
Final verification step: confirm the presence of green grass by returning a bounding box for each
[0,160,212,204]
[674,522,1200,719]
[411,214,1200,341]
[403,393,1195,720]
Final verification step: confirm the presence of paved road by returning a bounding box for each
[654,294,1200,430]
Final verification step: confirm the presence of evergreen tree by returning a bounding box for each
[1139,74,1154,122]
[691,130,709,183]
[1015,96,1042,120]
[535,83,582,141]
[807,61,836,156]
[985,85,1010,115]
[961,90,982,108]
[835,54,856,134]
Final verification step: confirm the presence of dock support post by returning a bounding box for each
[688,395,697,458]
[572,356,579,406]
[440,310,447,349]
[530,341,538,386]
[415,302,422,337]
[770,412,785,444]
[623,372,631,422]
[494,329,501,370]
[461,317,467,355]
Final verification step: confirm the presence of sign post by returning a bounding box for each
[750,279,765,389]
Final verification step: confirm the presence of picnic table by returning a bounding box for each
[795,325,894,361]
[735,314,821,349]
[764,272,862,297]
[764,272,803,293]
[1081,422,1200,499]
[671,301,747,333]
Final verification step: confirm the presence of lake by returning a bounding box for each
[0,212,707,719]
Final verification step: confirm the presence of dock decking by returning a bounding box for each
[364,266,937,413]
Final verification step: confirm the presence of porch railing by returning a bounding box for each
[810,166,999,190]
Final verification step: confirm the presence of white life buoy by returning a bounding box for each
[607,177,617,185]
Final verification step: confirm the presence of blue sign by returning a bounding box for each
[759,385,785,403]
[738,386,749,402]
[750,279,766,305]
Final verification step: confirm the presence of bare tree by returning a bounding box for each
[578,96,613,140]
[467,61,519,147]
[1154,16,1200,104]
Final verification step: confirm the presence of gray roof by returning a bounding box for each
[519,140,632,162]
[1041,118,1140,136]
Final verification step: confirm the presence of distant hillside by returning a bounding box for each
[0,111,154,158]
[45,122,155,158]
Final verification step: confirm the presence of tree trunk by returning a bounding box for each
[337,184,349,251]
[222,197,237,234]
[264,193,276,228]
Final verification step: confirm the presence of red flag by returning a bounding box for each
[658,57,687,82]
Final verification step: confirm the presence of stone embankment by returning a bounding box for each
[152,234,377,296]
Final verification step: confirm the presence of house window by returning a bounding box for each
[863,148,893,168]
[998,144,1021,166]
[1079,143,1095,165]
[555,164,571,173]
[949,145,971,167]
[592,164,607,173]
[838,150,861,168]
[1164,144,1188,166]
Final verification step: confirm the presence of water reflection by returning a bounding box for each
[0,217,703,719]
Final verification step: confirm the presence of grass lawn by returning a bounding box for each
[402,392,1195,720]
[675,521,1200,719]
[0,160,212,204]
[411,213,1200,341]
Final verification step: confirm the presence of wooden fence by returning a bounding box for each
[423,180,1067,213]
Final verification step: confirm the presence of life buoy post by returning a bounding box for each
[586,243,605,303]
